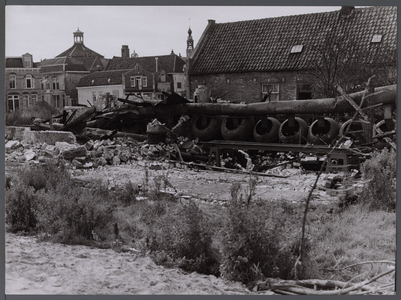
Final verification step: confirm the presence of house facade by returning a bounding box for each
[38,29,108,108]
[5,53,42,112]
[188,6,397,103]
[76,70,127,108]
[105,47,187,100]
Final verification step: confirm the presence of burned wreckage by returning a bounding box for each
[35,83,396,173]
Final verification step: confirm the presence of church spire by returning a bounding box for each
[187,27,194,51]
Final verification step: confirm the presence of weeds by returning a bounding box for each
[359,148,396,211]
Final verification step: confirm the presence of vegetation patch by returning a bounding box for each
[5,149,396,289]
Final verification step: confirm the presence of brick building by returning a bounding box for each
[105,47,187,100]
[188,6,397,103]
[5,53,42,112]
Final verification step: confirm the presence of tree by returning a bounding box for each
[309,31,397,99]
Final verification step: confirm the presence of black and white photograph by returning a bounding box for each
[4,1,397,295]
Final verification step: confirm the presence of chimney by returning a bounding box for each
[121,45,129,58]
[340,6,355,17]
[208,19,216,26]
[155,57,158,72]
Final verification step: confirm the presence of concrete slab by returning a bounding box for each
[5,126,31,140]
[23,130,76,145]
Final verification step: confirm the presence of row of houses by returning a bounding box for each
[5,6,397,113]
[5,28,186,112]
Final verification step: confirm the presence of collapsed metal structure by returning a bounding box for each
[87,84,396,148]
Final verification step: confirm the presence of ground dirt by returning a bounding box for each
[5,160,361,295]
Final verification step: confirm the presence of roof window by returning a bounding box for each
[371,34,383,43]
[290,45,303,54]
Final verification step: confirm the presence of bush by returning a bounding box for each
[35,182,116,243]
[5,110,22,126]
[5,183,38,233]
[5,163,116,245]
[115,180,139,205]
[219,188,304,285]
[15,163,72,192]
[360,148,396,211]
[147,201,220,276]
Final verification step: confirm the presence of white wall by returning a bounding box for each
[77,85,124,106]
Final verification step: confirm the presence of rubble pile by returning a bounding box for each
[5,134,183,169]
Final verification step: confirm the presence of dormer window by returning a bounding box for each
[24,55,32,68]
[290,45,303,54]
[371,34,383,43]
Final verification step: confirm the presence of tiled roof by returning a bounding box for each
[105,53,186,73]
[190,6,397,74]
[38,57,89,72]
[6,57,39,68]
[77,69,130,87]
[56,42,104,59]
[6,57,24,68]
[38,57,67,67]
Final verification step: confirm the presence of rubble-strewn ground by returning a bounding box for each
[5,156,370,295]
[5,131,378,295]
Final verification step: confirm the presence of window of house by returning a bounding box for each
[9,74,16,89]
[142,77,148,87]
[298,82,312,100]
[177,82,182,89]
[31,94,38,105]
[25,74,34,89]
[160,71,166,82]
[24,56,32,68]
[22,94,29,108]
[52,95,60,108]
[7,95,19,111]
[52,78,59,90]
[135,77,142,89]
[262,84,280,101]
[130,76,136,87]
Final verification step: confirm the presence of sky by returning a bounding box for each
[6,5,362,62]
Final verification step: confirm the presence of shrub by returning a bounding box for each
[147,201,220,276]
[16,162,72,192]
[5,110,22,126]
[360,148,396,211]
[5,163,116,245]
[5,183,38,233]
[115,180,139,205]
[35,182,116,243]
[219,187,304,285]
